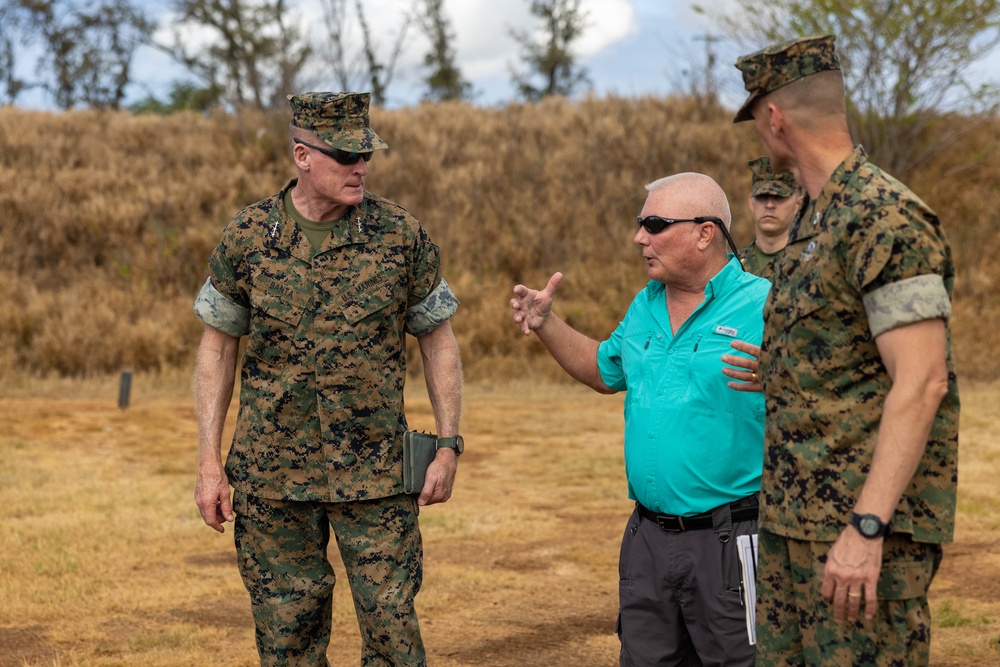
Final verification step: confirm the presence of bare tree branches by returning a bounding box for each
[1,0,153,109]
[708,0,1000,176]
[162,0,311,111]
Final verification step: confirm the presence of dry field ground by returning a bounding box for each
[1,376,998,666]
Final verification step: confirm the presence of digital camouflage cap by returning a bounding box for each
[733,34,841,123]
[287,91,389,153]
[748,156,797,198]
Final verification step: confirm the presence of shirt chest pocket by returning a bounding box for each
[769,264,839,389]
[339,280,400,364]
[248,275,312,368]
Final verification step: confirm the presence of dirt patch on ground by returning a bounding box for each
[0,626,56,667]
[937,538,1000,602]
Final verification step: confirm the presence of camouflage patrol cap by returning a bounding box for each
[748,156,797,197]
[733,34,841,123]
[287,92,388,153]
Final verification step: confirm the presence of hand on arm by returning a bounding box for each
[722,339,763,392]
[510,272,613,393]
[822,318,949,623]
[417,320,463,507]
[194,325,240,533]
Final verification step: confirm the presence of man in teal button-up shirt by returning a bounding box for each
[511,172,770,666]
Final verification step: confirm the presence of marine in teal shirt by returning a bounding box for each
[597,256,769,517]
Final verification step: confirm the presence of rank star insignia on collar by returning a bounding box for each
[356,215,363,233]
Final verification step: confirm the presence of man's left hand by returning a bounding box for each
[821,526,884,624]
[418,448,458,506]
[722,339,763,392]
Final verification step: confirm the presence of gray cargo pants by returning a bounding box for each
[617,496,758,667]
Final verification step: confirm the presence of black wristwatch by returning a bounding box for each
[436,435,464,456]
[850,512,890,539]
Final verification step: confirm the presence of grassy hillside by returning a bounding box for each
[1,98,997,381]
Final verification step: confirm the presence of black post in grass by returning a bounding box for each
[118,370,133,409]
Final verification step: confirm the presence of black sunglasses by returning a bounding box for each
[293,138,373,165]
[636,215,744,269]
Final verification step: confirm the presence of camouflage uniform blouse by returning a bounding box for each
[194,180,459,503]
[739,240,783,283]
[759,146,959,543]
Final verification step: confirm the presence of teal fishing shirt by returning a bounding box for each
[597,257,770,516]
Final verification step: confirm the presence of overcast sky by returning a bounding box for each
[14,0,1000,113]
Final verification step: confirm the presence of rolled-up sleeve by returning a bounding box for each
[863,274,951,338]
[405,277,459,336]
[194,278,250,336]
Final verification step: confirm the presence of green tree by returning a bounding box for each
[704,0,1000,176]
[418,0,472,102]
[162,0,311,111]
[510,0,591,102]
[1,0,153,109]
[129,81,222,115]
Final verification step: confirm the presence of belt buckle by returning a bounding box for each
[656,515,684,531]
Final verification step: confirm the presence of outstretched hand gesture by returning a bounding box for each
[510,272,563,335]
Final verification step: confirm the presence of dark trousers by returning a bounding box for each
[618,498,758,667]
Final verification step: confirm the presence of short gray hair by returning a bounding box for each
[645,172,732,229]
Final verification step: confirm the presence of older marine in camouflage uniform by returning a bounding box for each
[731,36,959,666]
[194,92,464,666]
[739,156,803,281]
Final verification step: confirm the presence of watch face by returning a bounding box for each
[859,516,879,537]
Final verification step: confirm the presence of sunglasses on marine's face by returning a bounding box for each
[293,138,373,165]
[636,214,744,270]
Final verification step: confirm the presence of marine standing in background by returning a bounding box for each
[193,91,464,666]
[732,35,960,666]
[739,156,803,281]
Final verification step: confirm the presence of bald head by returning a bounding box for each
[645,172,732,230]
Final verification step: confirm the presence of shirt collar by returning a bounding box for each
[267,178,371,257]
[644,255,745,302]
[790,145,868,243]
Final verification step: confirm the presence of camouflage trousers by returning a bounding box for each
[755,528,943,667]
[233,490,425,667]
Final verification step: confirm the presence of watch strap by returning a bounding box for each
[436,436,463,455]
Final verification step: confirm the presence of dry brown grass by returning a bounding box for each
[0,375,998,666]
[2,99,998,382]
